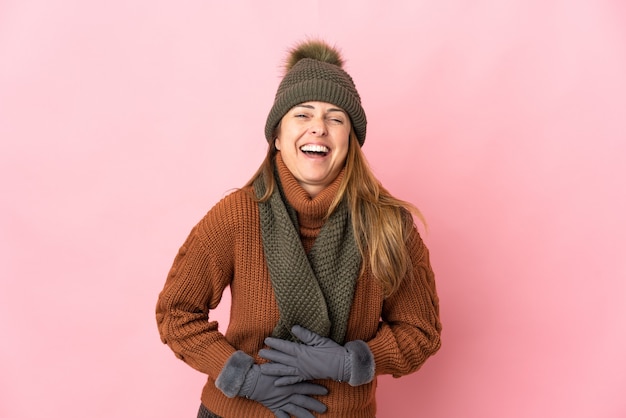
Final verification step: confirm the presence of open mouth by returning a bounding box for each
[300,144,330,157]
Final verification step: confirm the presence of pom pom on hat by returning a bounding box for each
[284,39,345,71]
[265,39,367,146]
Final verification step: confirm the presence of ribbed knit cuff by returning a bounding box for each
[238,365,261,399]
[215,351,254,398]
[345,340,375,386]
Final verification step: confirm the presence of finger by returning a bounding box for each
[274,375,304,386]
[292,382,328,396]
[288,394,328,414]
[280,403,316,418]
[263,338,301,354]
[274,410,290,418]
[258,348,298,365]
[291,325,321,345]
[258,362,299,377]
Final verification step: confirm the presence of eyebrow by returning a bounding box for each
[294,104,347,114]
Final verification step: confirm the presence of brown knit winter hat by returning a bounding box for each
[265,40,367,146]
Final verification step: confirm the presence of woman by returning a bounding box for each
[156,39,442,418]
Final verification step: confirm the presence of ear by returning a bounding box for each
[274,137,280,150]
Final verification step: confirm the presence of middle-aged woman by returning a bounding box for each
[156,39,442,418]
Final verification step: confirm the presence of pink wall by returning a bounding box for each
[1,1,625,417]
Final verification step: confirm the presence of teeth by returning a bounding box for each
[300,144,329,153]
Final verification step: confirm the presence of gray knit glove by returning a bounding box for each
[259,325,375,387]
[215,350,327,418]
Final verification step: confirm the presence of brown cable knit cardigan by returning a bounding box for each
[156,153,442,417]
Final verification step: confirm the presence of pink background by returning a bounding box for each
[1,1,625,417]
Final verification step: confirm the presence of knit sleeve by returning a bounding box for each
[155,193,240,380]
[367,224,442,377]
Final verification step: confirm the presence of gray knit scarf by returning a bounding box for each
[253,169,361,344]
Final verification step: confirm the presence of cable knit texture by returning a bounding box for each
[156,152,442,417]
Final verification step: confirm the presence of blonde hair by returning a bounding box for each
[245,130,424,296]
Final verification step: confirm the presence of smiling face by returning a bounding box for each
[274,101,352,198]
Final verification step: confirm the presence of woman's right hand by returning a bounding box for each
[216,350,327,418]
[240,364,328,418]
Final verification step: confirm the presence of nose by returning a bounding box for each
[309,116,327,136]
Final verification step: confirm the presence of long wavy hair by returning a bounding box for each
[244,129,425,296]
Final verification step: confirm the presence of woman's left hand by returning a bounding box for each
[259,325,375,386]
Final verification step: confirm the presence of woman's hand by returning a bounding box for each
[259,325,375,387]
[241,364,328,418]
[216,350,327,418]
